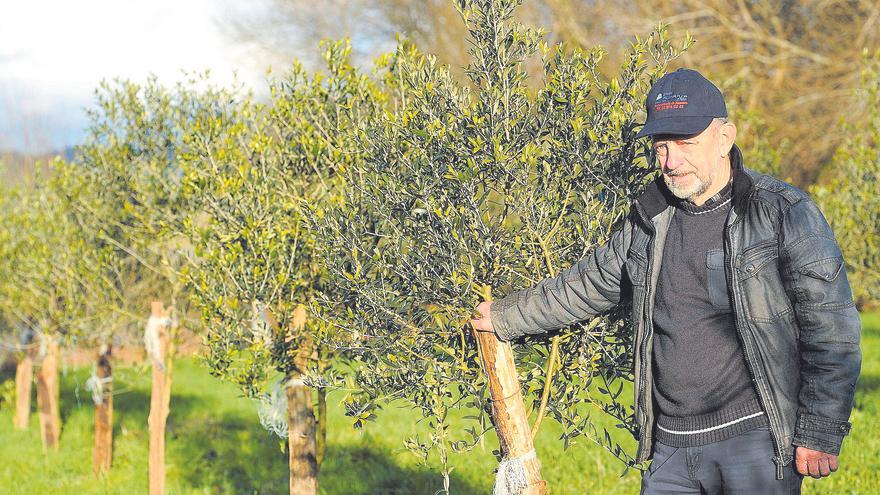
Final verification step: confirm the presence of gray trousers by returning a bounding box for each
[640,427,804,494]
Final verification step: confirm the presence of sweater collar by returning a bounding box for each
[678,173,733,214]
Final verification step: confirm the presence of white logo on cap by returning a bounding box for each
[656,93,663,101]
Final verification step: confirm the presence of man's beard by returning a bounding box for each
[664,167,716,201]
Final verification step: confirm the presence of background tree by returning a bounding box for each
[180,47,375,493]
[51,158,147,476]
[74,77,220,494]
[0,161,97,451]
[535,0,880,186]
[0,180,39,432]
[183,86,316,491]
[220,0,880,188]
[813,51,880,310]
[218,0,469,78]
[312,0,687,491]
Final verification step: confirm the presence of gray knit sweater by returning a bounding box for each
[651,177,768,447]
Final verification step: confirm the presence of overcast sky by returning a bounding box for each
[0,0,266,154]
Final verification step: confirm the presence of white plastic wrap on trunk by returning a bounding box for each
[85,372,113,406]
[144,315,170,370]
[250,301,274,346]
[38,332,48,359]
[257,380,291,439]
[493,449,536,495]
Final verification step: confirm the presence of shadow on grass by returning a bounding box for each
[169,410,484,495]
[0,364,15,381]
[319,444,485,495]
[58,378,197,429]
[856,374,880,396]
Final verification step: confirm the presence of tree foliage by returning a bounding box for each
[74,76,227,319]
[0,162,93,342]
[813,52,880,309]
[311,0,688,481]
[182,41,377,398]
[0,177,24,341]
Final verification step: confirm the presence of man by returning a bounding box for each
[470,68,861,494]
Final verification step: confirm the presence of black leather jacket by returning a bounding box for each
[491,145,862,479]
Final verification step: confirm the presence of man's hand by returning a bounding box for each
[470,300,495,333]
[795,446,839,479]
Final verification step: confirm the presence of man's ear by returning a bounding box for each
[720,121,737,157]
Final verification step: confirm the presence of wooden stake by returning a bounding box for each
[473,286,546,494]
[14,350,34,430]
[286,377,318,495]
[35,335,61,450]
[147,302,171,495]
[93,343,113,476]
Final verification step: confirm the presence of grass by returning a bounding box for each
[0,312,878,494]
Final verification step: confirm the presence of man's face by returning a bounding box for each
[651,121,725,201]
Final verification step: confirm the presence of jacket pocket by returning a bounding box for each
[795,256,848,305]
[799,257,843,282]
[738,241,793,321]
[706,248,729,309]
[738,240,778,279]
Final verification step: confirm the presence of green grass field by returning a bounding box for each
[1,313,878,494]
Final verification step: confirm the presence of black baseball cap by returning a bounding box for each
[636,68,727,139]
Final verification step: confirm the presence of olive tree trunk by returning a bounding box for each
[283,305,319,495]
[285,376,318,495]
[35,335,61,450]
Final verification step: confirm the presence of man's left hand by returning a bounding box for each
[795,446,839,478]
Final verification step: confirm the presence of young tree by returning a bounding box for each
[312,0,686,491]
[52,158,144,476]
[0,180,37,432]
[813,51,880,309]
[0,163,93,450]
[74,77,219,494]
[183,41,380,494]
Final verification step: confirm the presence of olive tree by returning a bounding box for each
[0,179,38,432]
[813,51,880,309]
[181,41,381,494]
[311,0,687,491]
[74,77,223,494]
[0,161,98,450]
[50,157,148,475]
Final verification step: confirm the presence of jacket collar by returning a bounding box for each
[729,145,753,216]
[635,143,753,222]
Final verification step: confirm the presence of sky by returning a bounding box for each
[0,0,265,154]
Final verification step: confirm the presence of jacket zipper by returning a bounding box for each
[724,218,787,480]
[635,203,657,463]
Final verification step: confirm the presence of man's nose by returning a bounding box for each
[661,147,685,171]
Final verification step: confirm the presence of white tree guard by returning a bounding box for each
[493,449,537,495]
[85,371,113,406]
[250,301,274,346]
[144,315,171,370]
[257,381,290,439]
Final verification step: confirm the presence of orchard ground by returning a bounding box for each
[2,312,878,494]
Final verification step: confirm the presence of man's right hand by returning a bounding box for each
[470,300,495,333]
